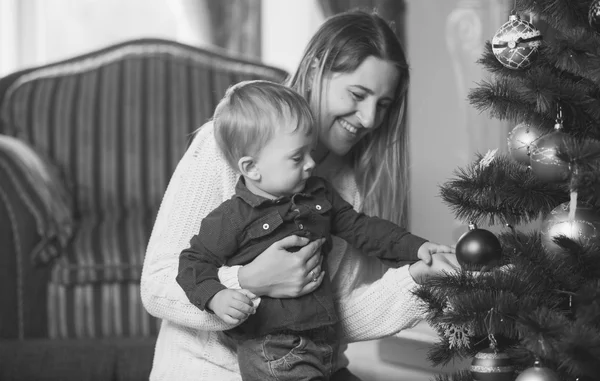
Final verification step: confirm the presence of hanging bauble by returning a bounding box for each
[529,126,571,183]
[470,347,514,381]
[541,202,600,255]
[515,359,560,381]
[589,0,600,33]
[492,14,543,70]
[507,122,544,165]
[456,222,503,271]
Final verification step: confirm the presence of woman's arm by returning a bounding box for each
[328,240,424,342]
[141,123,240,331]
[321,161,459,343]
[331,245,460,343]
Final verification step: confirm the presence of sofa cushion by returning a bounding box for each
[47,281,159,338]
[0,135,73,266]
[50,211,154,285]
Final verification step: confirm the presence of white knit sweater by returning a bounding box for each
[141,122,425,381]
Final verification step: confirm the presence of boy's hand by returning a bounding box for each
[417,242,456,265]
[207,289,257,325]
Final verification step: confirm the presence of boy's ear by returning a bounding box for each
[238,156,260,180]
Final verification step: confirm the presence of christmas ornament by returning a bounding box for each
[507,122,543,165]
[470,346,514,381]
[529,120,571,183]
[589,0,600,33]
[541,201,600,255]
[456,222,503,271]
[437,299,474,349]
[479,149,498,169]
[492,14,543,70]
[443,322,474,349]
[515,359,560,381]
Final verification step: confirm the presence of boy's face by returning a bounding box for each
[253,126,315,198]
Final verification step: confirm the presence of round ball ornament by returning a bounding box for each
[456,222,503,271]
[507,122,543,165]
[589,0,600,33]
[529,128,571,183]
[541,202,600,255]
[515,360,560,381]
[492,14,543,70]
[470,347,514,381]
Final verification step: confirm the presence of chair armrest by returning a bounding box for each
[0,135,74,338]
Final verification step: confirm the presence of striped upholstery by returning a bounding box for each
[0,39,288,338]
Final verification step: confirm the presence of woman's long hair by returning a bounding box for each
[287,10,410,225]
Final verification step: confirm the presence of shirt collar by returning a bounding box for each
[234,176,326,208]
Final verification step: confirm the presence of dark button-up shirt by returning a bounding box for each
[177,176,427,340]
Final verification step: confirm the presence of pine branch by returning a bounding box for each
[418,268,565,340]
[571,169,600,207]
[569,141,600,206]
[544,33,600,85]
[516,306,571,357]
[574,280,600,328]
[427,336,474,367]
[439,153,568,225]
[469,75,555,130]
[433,369,473,381]
[517,0,598,38]
[556,322,600,377]
[412,286,447,319]
[503,231,589,292]
[574,243,600,280]
[473,45,600,139]
[561,136,600,164]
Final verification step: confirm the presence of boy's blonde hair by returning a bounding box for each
[213,80,315,170]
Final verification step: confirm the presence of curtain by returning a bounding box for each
[0,0,43,77]
[205,0,262,58]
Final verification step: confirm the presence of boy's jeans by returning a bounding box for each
[237,325,338,381]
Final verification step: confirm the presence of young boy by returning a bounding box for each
[176,80,433,380]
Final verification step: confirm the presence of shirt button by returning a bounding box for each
[299,224,304,229]
[263,223,269,230]
[315,205,322,210]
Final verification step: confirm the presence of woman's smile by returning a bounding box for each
[338,118,358,135]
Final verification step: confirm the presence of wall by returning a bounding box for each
[261,0,325,74]
[407,0,510,244]
[385,0,512,376]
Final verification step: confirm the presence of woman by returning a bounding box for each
[141,10,458,381]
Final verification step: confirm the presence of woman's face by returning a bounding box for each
[317,56,400,157]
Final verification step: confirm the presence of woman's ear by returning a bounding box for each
[238,156,260,181]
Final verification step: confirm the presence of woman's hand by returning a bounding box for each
[408,252,460,284]
[238,236,326,298]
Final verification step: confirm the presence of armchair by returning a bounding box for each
[0,38,287,380]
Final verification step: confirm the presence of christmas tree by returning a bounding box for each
[415,1,600,380]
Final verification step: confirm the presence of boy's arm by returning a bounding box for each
[176,205,238,311]
[326,182,427,266]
